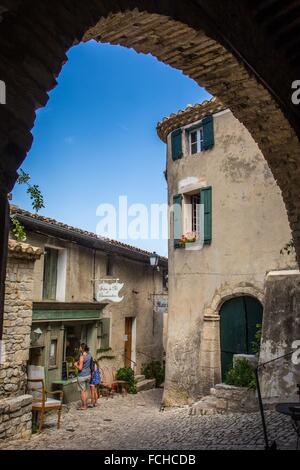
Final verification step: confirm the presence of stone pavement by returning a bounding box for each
[0,389,297,450]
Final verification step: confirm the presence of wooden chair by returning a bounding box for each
[99,366,114,399]
[27,366,63,433]
[99,366,128,398]
[111,366,128,397]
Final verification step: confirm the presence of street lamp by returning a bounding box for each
[32,327,43,343]
[150,252,159,270]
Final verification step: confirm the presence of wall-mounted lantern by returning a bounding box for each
[150,252,159,271]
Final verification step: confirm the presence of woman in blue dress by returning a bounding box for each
[90,358,101,407]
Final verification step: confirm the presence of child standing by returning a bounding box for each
[90,358,101,407]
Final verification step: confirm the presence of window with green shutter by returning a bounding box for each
[173,194,183,248]
[202,115,214,150]
[43,248,58,300]
[200,187,212,244]
[171,129,183,161]
[99,318,111,350]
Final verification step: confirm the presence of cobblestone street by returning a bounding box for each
[0,390,298,450]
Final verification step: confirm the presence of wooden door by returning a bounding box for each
[124,317,133,368]
[220,296,263,381]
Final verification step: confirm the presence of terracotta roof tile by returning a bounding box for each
[156,97,226,142]
[8,239,43,259]
[10,206,168,263]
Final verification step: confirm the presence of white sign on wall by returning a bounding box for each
[96,280,124,303]
[153,296,168,314]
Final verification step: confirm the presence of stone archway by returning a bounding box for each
[219,295,263,381]
[0,1,299,267]
[199,284,264,394]
[208,285,265,317]
[0,0,300,404]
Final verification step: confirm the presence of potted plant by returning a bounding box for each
[180,232,198,245]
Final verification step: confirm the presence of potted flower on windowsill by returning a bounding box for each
[181,232,198,244]
[175,232,199,249]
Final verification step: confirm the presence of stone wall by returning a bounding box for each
[0,241,42,397]
[191,384,258,416]
[260,270,300,401]
[0,395,32,440]
[0,240,42,440]
[162,108,295,406]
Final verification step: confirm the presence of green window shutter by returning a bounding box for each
[173,194,183,248]
[202,115,214,150]
[43,248,58,300]
[201,187,212,244]
[100,318,110,350]
[171,129,183,161]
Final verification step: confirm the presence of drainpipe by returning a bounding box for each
[0,193,9,340]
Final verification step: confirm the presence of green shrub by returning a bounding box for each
[225,358,256,390]
[116,367,137,394]
[252,323,262,354]
[141,361,165,387]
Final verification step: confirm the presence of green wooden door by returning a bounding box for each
[220,296,263,381]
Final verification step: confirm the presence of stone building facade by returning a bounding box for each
[9,207,167,401]
[157,98,296,406]
[0,240,42,439]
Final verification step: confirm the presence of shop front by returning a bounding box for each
[29,303,107,402]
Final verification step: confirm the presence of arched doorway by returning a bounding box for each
[220,296,263,381]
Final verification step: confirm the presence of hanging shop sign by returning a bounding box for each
[96,279,124,303]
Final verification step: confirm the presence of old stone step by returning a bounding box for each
[135,375,146,383]
[136,379,156,392]
[189,396,224,416]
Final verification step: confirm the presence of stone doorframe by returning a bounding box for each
[199,284,264,395]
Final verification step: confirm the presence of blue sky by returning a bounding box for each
[12,40,209,256]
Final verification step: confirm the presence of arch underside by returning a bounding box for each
[0,1,299,259]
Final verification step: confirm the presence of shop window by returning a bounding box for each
[49,339,58,368]
[65,325,81,360]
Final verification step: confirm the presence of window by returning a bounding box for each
[106,255,114,276]
[191,194,201,235]
[49,339,58,368]
[173,187,212,248]
[189,127,204,154]
[43,247,67,301]
[43,248,58,300]
[99,318,111,350]
[183,193,201,239]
